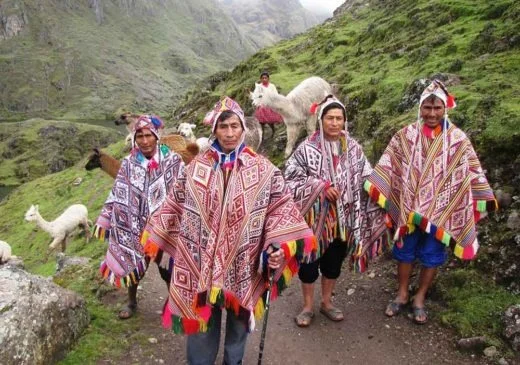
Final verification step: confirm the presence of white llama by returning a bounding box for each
[24,204,91,252]
[250,76,333,157]
[0,240,13,263]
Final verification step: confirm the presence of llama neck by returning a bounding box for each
[35,211,53,233]
[262,93,293,118]
[101,154,121,179]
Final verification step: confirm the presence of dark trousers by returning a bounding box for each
[298,238,348,283]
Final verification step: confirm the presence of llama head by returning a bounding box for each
[250,83,276,107]
[177,123,196,138]
[24,205,39,222]
[85,148,102,171]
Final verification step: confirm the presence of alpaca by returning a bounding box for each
[0,240,13,264]
[176,122,197,143]
[24,204,91,252]
[250,76,333,157]
[85,140,200,179]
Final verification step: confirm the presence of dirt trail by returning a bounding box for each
[97,258,498,365]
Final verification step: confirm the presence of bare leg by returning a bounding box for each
[321,277,337,309]
[412,267,437,322]
[385,262,412,316]
[301,282,315,312]
[119,283,138,319]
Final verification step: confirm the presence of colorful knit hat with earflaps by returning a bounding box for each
[202,96,247,134]
[406,79,457,183]
[131,114,165,147]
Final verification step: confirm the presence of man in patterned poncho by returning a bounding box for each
[364,80,497,324]
[284,95,388,327]
[141,96,316,365]
[94,115,184,319]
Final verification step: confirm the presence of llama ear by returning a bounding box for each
[189,124,196,129]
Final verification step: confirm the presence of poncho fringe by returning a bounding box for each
[158,237,316,334]
[364,180,498,260]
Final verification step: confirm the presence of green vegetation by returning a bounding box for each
[0,120,120,186]
[0,0,256,120]
[0,140,135,362]
[436,269,518,349]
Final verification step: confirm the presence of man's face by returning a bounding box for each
[322,108,345,141]
[261,75,269,84]
[214,114,243,153]
[420,97,445,128]
[135,128,157,158]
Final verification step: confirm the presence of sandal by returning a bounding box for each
[385,301,407,317]
[411,306,428,325]
[118,303,137,320]
[319,306,344,322]
[295,311,314,327]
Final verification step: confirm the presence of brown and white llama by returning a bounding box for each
[85,137,199,179]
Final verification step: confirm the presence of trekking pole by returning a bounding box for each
[257,243,280,365]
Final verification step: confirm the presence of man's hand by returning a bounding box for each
[267,245,284,270]
[325,186,340,202]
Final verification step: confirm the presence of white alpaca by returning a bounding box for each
[177,123,197,143]
[250,76,333,157]
[24,204,91,252]
[0,240,13,264]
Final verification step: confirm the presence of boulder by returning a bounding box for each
[0,265,89,365]
[504,304,520,352]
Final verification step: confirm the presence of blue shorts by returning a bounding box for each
[393,230,447,268]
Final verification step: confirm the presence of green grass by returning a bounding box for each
[0,146,146,363]
[0,119,120,186]
[436,269,518,349]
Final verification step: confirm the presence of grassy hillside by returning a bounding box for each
[174,0,519,167]
[0,140,135,362]
[0,0,256,120]
[0,119,121,186]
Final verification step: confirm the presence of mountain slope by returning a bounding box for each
[0,0,256,120]
[221,0,327,48]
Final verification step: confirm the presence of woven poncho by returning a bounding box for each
[365,122,497,260]
[94,145,183,287]
[284,131,389,272]
[142,147,317,334]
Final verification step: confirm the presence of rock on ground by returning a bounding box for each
[0,264,89,365]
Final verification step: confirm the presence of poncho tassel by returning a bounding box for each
[364,180,389,210]
[99,257,148,288]
[140,230,160,259]
[93,225,110,241]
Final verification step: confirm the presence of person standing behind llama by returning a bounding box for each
[253,71,284,137]
[141,97,317,364]
[364,80,497,324]
[284,95,389,327]
[93,115,184,319]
